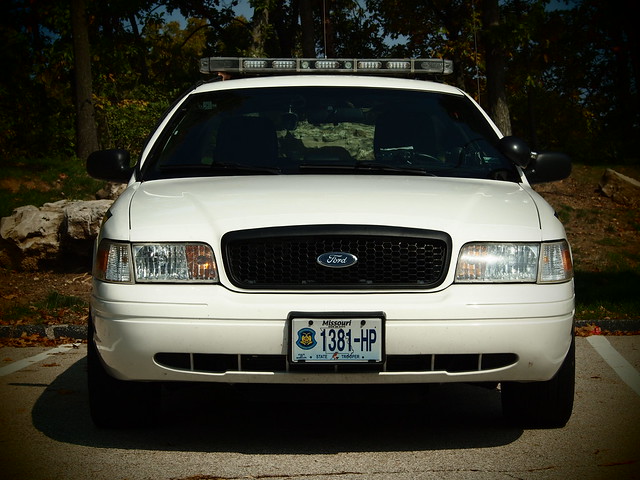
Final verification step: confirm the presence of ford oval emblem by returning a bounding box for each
[317,252,358,268]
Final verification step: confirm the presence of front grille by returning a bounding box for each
[222,225,451,289]
[154,353,518,374]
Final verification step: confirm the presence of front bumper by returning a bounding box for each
[91,281,574,384]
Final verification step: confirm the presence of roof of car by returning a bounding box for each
[192,74,465,96]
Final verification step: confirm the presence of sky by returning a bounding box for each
[232,0,253,19]
[164,0,252,27]
[166,0,579,26]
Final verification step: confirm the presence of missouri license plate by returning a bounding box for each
[290,315,384,363]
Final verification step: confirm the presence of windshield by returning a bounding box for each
[141,86,519,182]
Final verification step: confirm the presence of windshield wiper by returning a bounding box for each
[298,162,435,176]
[158,162,280,176]
[159,164,210,170]
[209,162,281,175]
[356,162,436,176]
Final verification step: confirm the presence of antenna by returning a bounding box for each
[322,0,328,58]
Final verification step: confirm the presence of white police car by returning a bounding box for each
[87,57,574,428]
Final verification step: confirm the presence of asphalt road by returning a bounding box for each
[0,336,639,480]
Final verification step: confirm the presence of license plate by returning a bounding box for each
[290,315,384,363]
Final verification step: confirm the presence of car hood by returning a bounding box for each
[125,176,552,245]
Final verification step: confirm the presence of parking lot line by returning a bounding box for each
[0,344,74,377]
[587,335,640,396]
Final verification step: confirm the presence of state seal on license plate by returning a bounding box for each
[289,312,384,364]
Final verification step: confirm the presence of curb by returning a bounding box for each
[0,319,638,341]
[0,324,87,340]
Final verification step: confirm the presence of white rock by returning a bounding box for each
[1,199,114,270]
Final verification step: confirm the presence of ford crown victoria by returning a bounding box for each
[86,58,574,428]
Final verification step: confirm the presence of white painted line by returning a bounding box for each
[587,336,640,396]
[0,344,73,377]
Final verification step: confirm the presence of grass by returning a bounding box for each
[2,291,88,325]
[574,270,640,320]
[573,242,640,321]
[0,155,104,218]
[555,204,574,224]
[42,291,87,310]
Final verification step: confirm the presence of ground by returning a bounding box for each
[1,164,639,344]
[0,269,91,342]
[534,164,640,274]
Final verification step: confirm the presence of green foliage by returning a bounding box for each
[0,154,104,218]
[94,86,173,155]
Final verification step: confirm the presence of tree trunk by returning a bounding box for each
[481,0,512,135]
[71,0,99,160]
[300,0,316,57]
[249,5,270,57]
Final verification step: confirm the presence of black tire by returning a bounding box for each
[87,316,160,428]
[501,336,575,428]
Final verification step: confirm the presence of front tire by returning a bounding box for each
[501,336,575,428]
[87,316,160,428]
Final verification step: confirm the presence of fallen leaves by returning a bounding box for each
[0,304,88,327]
[0,332,83,348]
[0,270,92,327]
[575,324,604,337]
[575,324,640,337]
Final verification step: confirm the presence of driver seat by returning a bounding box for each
[216,116,278,165]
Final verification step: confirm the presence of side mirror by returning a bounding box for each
[524,151,572,184]
[87,149,134,183]
[497,136,531,168]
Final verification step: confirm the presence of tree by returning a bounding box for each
[367,0,481,90]
[299,0,317,56]
[503,0,639,161]
[573,0,639,161]
[481,0,511,135]
[248,0,272,56]
[323,0,386,57]
[1,0,636,166]
[0,0,77,159]
[71,0,100,159]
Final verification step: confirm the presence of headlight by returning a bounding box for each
[94,240,218,283]
[455,241,572,284]
[455,243,539,283]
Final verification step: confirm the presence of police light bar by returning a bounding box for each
[199,57,453,76]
